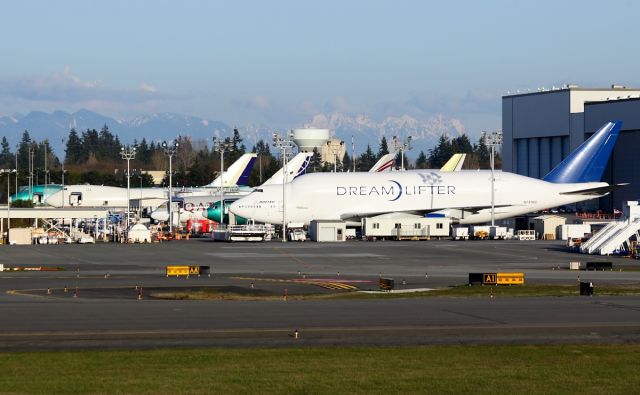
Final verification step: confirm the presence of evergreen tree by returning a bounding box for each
[81,128,99,162]
[138,138,151,164]
[477,136,490,168]
[378,136,389,159]
[451,134,474,154]
[253,139,271,156]
[65,128,83,165]
[415,150,428,169]
[231,128,243,151]
[0,137,11,168]
[357,144,377,171]
[227,128,245,162]
[17,130,33,170]
[342,151,352,172]
[98,124,119,160]
[309,147,322,172]
[427,134,453,168]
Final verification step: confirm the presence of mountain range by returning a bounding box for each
[0,109,467,159]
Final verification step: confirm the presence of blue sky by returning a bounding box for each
[0,0,638,135]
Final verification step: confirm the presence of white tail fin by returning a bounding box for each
[262,152,313,186]
[440,153,466,172]
[369,153,396,172]
[205,153,257,187]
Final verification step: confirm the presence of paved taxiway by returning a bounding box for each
[1,239,640,349]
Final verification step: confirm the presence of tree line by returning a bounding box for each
[0,126,501,203]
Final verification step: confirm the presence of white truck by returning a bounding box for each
[489,226,508,240]
[452,226,469,240]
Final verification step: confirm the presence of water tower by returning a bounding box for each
[291,128,330,152]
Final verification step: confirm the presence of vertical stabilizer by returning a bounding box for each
[542,121,622,183]
[369,153,396,172]
[440,153,466,172]
[262,152,313,186]
[206,153,257,187]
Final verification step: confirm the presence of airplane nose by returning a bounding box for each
[229,200,244,217]
[204,206,219,222]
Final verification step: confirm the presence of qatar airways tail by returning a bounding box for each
[230,122,623,225]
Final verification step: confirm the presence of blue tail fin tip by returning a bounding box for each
[237,157,257,186]
[542,121,622,183]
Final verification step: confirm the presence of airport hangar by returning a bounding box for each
[502,85,640,213]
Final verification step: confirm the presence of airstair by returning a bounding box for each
[581,201,640,255]
[580,221,622,254]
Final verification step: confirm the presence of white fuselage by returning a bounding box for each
[45,185,167,208]
[230,170,607,225]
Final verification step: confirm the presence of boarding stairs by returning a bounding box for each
[581,218,640,255]
[580,221,622,254]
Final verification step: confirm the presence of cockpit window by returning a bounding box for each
[253,188,263,192]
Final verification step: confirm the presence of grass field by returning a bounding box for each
[1,345,639,394]
[339,284,640,299]
[149,284,640,301]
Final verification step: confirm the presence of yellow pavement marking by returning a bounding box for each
[232,276,358,291]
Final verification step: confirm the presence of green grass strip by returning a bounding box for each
[1,345,639,394]
[336,284,640,299]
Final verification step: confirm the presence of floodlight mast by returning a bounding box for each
[392,135,413,171]
[213,136,235,226]
[272,131,295,242]
[162,140,179,235]
[121,145,137,241]
[482,131,503,227]
[1,168,17,244]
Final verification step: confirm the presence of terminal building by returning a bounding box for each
[502,85,640,212]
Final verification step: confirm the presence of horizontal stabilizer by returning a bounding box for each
[560,183,628,196]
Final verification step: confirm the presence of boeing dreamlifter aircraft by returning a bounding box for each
[202,151,467,224]
[230,122,624,226]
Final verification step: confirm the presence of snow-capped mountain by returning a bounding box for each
[307,112,466,153]
[0,109,466,158]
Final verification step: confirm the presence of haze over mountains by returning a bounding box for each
[0,109,466,159]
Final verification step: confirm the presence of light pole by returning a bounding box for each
[213,137,235,226]
[162,140,179,235]
[272,131,295,242]
[392,135,413,171]
[482,131,503,226]
[14,150,18,196]
[352,135,356,172]
[1,169,16,244]
[44,140,48,186]
[28,142,35,200]
[121,144,137,240]
[61,138,65,206]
